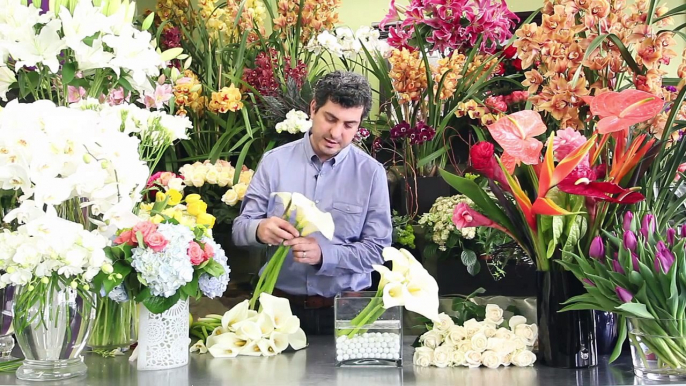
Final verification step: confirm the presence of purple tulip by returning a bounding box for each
[624,212,634,232]
[681,223,686,237]
[623,231,638,251]
[612,259,625,274]
[668,228,677,246]
[582,279,596,287]
[616,286,634,303]
[641,214,655,239]
[632,252,640,271]
[655,243,675,273]
[589,236,605,260]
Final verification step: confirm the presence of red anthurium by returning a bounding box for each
[583,89,665,134]
[487,110,546,168]
[557,165,645,204]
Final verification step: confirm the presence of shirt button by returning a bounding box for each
[346,206,350,211]
[315,200,320,204]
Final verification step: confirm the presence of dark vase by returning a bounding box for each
[536,263,598,368]
[595,311,619,356]
[395,175,454,216]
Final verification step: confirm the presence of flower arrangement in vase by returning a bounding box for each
[560,212,686,380]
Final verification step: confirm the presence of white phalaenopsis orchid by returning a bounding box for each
[373,247,440,322]
[0,211,112,288]
[202,293,307,357]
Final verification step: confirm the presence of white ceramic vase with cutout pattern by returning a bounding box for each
[136,299,190,370]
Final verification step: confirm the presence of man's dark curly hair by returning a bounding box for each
[312,71,372,120]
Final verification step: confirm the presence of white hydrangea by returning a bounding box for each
[198,238,231,298]
[130,223,195,297]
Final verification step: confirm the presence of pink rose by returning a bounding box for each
[203,243,214,261]
[114,230,137,246]
[133,221,158,238]
[144,232,168,252]
[188,242,206,265]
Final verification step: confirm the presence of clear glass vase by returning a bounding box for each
[0,286,16,360]
[88,297,138,351]
[334,291,403,367]
[13,278,97,381]
[628,318,686,380]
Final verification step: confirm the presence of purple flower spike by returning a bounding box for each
[615,286,633,303]
[667,228,676,246]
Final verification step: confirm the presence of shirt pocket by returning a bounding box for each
[331,202,364,240]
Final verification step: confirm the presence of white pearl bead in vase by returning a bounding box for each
[336,332,401,362]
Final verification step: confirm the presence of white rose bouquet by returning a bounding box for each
[178,160,255,226]
[413,305,538,369]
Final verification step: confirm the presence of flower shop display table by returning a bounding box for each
[0,336,669,386]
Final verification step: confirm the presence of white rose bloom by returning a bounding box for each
[481,350,502,369]
[509,315,527,330]
[463,318,482,336]
[486,337,505,351]
[501,352,513,366]
[450,349,465,366]
[167,177,185,192]
[419,330,443,350]
[470,333,488,353]
[485,304,504,325]
[433,313,455,333]
[480,324,497,338]
[445,325,467,346]
[432,345,452,368]
[495,327,515,340]
[464,350,482,368]
[512,350,537,367]
[514,324,538,347]
[413,347,434,367]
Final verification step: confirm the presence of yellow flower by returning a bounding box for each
[233,182,248,200]
[179,216,197,228]
[208,85,244,113]
[151,214,165,224]
[167,189,183,206]
[197,213,216,228]
[187,200,208,216]
[139,203,154,212]
[155,191,167,202]
[185,194,202,203]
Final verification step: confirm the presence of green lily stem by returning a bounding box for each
[249,244,290,310]
[337,287,386,338]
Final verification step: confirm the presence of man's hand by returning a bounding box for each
[256,217,299,245]
[285,237,322,266]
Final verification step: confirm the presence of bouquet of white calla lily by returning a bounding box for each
[249,192,335,309]
[338,247,441,340]
[193,293,308,358]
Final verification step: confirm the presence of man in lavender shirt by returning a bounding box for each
[232,71,392,335]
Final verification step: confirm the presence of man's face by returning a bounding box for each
[308,99,364,161]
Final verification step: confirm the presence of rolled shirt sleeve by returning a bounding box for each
[316,164,392,276]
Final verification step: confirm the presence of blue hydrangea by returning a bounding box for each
[130,224,195,298]
[198,238,230,299]
[108,284,130,302]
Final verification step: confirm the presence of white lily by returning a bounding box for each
[259,293,297,331]
[256,338,277,357]
[269,331,290,354]
[221,299,249,330]
[0,66,15,101]
[373,264,405,288]
[402,271,440,322]
[234,320,262,341]
[206,332,242,358]
[289,328,307,350]
[289,193,335,240]
[239,341,263,357]
[255,312,275,337]
[382,281,406,308]
[12,20,67,74]
[190,340,208,354]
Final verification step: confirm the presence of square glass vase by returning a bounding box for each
[334,291,403,367]
[628,318,686,380]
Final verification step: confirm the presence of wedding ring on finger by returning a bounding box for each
[303,251,307,259]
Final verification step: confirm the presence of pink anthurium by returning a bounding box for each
[582,89,664,134]
[487,110,546,171]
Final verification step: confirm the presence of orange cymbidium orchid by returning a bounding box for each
[582,89,665,134]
